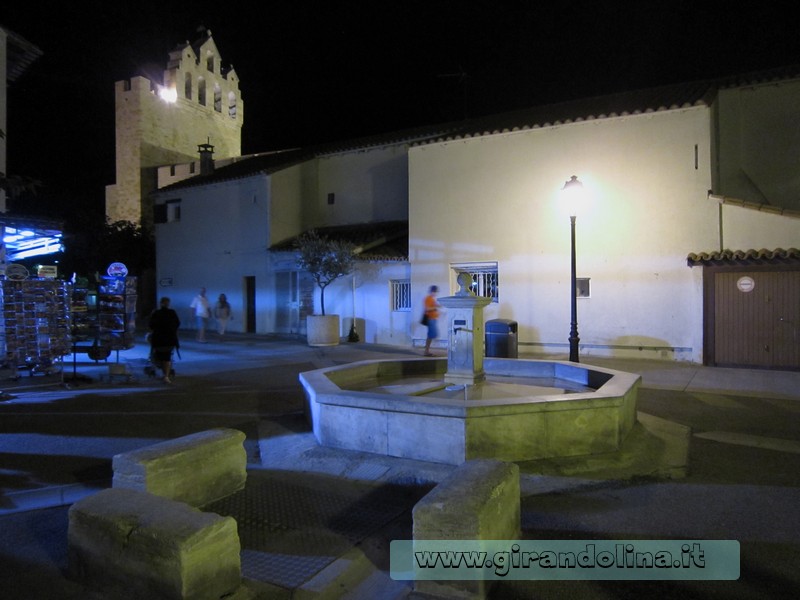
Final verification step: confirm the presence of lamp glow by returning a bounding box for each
[561,175,586,217]
[158,86,178,103]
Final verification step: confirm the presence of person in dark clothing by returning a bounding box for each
[148,296,180,383]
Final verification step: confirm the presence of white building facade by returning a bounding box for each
[152,72,800,368]
[409,77,800,367]
[153,141,417,344]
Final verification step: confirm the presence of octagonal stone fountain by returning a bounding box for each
[300,275,640,466]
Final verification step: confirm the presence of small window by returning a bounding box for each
[451,262,499,302]
[166,199,181,223]
[576,277,591,298]
[189,162,196,174]
[206,55,215,73]
[169,165,176,176]
[390,279,411,312]
[184,73,192,100]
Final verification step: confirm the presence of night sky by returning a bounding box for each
[4,1,800,228]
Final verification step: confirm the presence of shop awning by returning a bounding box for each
[1,217,64,261]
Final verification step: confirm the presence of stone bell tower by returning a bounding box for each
[105,29,243,227]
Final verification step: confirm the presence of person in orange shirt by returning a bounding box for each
[423,285,440,356]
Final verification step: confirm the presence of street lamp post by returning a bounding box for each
[562,175,584,363]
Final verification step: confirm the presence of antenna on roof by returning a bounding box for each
[438,64,471,119]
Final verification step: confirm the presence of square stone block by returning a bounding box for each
[69,488,241,600]
[113,428,246,507]
[413,459,520,599]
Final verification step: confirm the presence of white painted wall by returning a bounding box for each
[276,258,412,345]
[154,145,412,341]
[270,162,307,245]
[721,203,800,250]
[410,107,716,361]
[155,174,271,332]
[304,145,409,227]
[151,79,800,361]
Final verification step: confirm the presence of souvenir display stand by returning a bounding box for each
[0,279,71,378]
[69,275,137,368]
[97,275,137,358]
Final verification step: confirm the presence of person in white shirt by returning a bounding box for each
[189,287,211,342]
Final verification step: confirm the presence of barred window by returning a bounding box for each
[390,279,411,311]
[451,262,499,302]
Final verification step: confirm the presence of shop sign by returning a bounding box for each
[6,264,29,280]
[107,262,128,278]
[736,276,755,293]
[37,265,58,279]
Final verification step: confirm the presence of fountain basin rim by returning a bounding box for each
[300,357,640,414]
[310,390,628,417]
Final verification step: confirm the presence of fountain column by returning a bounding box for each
[438,273,492,385]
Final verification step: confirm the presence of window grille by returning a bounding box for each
[451,263,499,302]
[390,279,411,312]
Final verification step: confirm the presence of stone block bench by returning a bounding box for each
[112,427,246,508]
[412,459,520,599]
[68,488,241,600]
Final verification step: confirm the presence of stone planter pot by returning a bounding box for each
[307,314,340,347]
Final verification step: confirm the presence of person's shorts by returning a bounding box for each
[152,346,174,362]
[427,319,439,339]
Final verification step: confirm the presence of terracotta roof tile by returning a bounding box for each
[687,248,800,266]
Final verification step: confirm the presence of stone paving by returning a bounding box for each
[0,335,798,598]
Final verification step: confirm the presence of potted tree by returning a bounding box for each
[295,230,356,346]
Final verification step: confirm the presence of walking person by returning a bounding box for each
[422,285,440,356]
[190,287,211,342]
[148,297,180,384]
[214,293,232,338]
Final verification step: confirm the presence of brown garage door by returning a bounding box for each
[714,270,800,369]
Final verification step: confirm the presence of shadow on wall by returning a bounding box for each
[342,317,367,342]
[609,336,678,360]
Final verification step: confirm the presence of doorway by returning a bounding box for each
[244,276,256,333]
[275,270,313,335]
[707,267,799,369]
